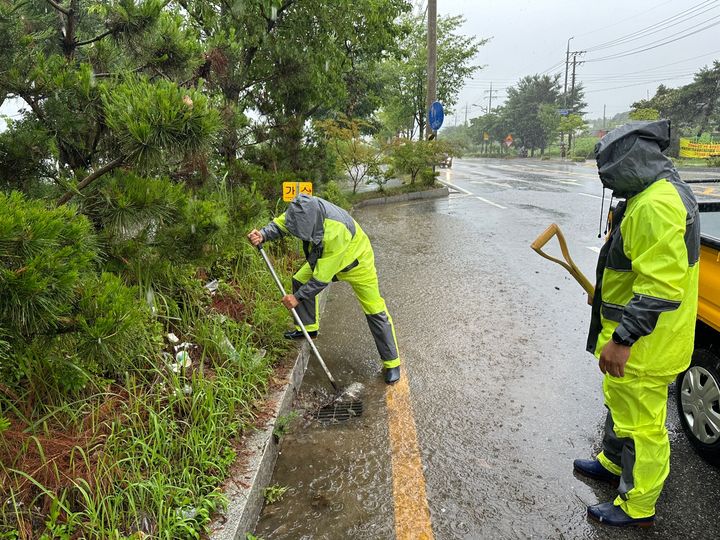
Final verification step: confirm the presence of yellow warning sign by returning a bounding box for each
[282,181,313,202]
[679,138,720,159]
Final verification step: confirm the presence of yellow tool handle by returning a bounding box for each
[531,223,595,297]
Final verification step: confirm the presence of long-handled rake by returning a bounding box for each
[257,246,364,420]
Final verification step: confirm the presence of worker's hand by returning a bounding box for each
[282,294,299,310]
[247,229,264,247]
[599,340,631,378]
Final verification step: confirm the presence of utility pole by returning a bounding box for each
[426,0,437,140]
[484,82,499,113]
[603,104,606,130]
[561,37,574,155]
[563,37,573,106]
[464,103,469,126]
[568,51,584,154]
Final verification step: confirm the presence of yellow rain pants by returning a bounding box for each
[596,372,676,518]
[292,247,401,369]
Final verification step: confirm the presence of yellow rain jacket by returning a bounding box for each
[260,195,400,369]
[587,122,700,376]
[586,120,700,519]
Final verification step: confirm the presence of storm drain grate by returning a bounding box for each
[313,400,363,422]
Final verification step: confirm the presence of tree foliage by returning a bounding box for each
[380,14,486,139]
[632,61,720,139]
[317,117,384,194]
[0,0,432,535]
[504,74,562,155]
[387,138,451,184]
[629,108,660,121]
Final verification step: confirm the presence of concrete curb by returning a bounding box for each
[353,186,449,209]
[209,344,309,540]
[209,294,327,540]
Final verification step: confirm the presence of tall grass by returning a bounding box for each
[0,239,298,538]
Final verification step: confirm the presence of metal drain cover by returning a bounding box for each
[313,401,363,422]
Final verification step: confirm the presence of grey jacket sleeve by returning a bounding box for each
[615,294,681,345]
[294,277,329,302]
[260,222,285,242]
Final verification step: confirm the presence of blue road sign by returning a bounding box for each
[428,101,444,131]
[557,108,570,116]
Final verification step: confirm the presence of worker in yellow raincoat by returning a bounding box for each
[574,120,700,527]
[248,194,401,384]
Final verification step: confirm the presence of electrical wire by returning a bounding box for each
[575,0,677,39]
[583,0,718,53]
[581,70,699,82]
[581,49,720,76]
[584,74,697,94]
[585,16,720,62]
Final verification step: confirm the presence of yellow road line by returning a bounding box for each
[386,365,434,540]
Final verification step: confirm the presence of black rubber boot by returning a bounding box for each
[384,366,400,384]
[587,502,655,528]
[573,459,620,487]
[283,329,317,340]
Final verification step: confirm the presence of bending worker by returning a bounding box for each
[247,194,401,384]
[574,120,699,527]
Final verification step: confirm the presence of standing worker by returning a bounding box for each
[574,120,700,527]
[247,194,401,384]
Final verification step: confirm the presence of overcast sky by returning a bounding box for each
[440,0,720,124]
[3,1,719,130]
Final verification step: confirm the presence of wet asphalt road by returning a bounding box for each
[255,158,720,539]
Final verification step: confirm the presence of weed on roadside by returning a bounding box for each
[263,485,288,505]
[272,411,300,441]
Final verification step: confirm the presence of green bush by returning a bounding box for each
[225,185,270,231]
[83,171,186,242]
[0,192,98,338]
[387,138,453,184]
[571,136,598,159]
[707,156,720,168]
[420,167,437,186]
[159,198,229,264]
[73,272,162,376]
[321,180,351,210]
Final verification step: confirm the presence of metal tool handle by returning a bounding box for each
[531,223,595,297]
[257,245,339,392]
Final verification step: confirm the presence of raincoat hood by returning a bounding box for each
[284,194,325,244]
[594,120,677,198]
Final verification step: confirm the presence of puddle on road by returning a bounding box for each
[255,345,395,539]
[254,196,720,540]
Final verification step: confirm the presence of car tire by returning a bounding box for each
[676,348,720,465]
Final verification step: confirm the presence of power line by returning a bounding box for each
[539,60,565,76]
[585,72,696,86]
[576,48,720,83]
[583,0,718,53]
[574,0,677,39]
[581,70,698,82]
[585,16,720,62]
[584,74,697,94]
